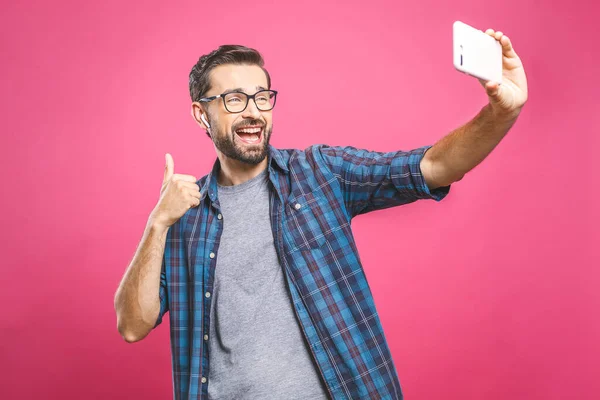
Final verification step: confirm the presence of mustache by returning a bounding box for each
[233,121,265,130]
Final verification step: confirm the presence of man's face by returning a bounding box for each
[198,64,273,165]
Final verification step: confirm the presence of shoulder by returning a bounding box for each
[272,143,338,167]
[282,144,326,172]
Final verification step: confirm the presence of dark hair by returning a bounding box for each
[189,45,272,135]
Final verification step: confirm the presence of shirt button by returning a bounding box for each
[205,291,211,298]
[201,377,207,384]
[209,252,215,259]
[217,213,222,220]
[204,334,209,340]
[294,203,301,210]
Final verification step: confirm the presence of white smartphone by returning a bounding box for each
[453,20,503,83]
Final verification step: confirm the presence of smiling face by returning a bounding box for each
[193,64,274,165]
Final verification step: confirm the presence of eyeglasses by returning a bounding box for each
[198,89,278,113]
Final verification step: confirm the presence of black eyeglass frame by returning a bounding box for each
[198,89,278,113]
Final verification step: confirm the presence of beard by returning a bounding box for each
[212,122,272,165]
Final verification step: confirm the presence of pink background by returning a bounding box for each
[1,0,597,399]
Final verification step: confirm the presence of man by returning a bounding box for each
[114,31,528,400]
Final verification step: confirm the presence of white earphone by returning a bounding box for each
[200,114,211,129]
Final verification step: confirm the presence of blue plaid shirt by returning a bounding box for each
[154,143,451,399]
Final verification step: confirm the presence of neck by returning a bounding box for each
[216,154,268,186]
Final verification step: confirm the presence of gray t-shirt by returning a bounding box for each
[207,168,330,400]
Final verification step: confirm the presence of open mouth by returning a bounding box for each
[235,126,263,144]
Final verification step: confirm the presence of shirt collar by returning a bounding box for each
[199,144,289,203]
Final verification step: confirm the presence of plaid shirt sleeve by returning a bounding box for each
[316,144,451,218]
[153,248,169,328]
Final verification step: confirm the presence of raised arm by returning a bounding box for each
[114,153,201,342]
[420,29,528,188]
[317,144,450,218]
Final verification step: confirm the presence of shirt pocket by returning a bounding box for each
[283,191,329,251]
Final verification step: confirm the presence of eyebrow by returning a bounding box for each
[222,85,267,94]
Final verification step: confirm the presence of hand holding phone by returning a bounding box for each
[453,20,503,84]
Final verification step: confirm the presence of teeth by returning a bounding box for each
[237,127,262,133]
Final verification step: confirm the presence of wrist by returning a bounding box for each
[147,212,170,234]
[486,102,522,122]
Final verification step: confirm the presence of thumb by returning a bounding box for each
[485,80,502,99]
[164,153,174,182]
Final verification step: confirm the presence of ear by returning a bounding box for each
[191,102,210,131]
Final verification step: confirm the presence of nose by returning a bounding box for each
[241,97,262,120]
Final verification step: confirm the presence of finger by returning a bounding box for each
[172,173,198,183]
[500,35,517,58]
[485,28,495,36]
[186,187,201,198]
[494,31,503,40]
[180,182,201,192]
[164,153,174,183]
[485,80,502,98]
[189,196,201,208]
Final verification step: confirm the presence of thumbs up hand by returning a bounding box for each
[151,153,200,228]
